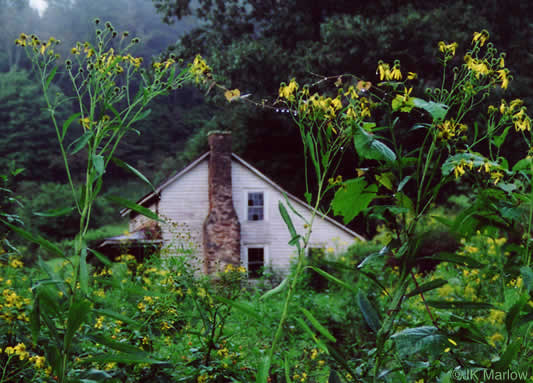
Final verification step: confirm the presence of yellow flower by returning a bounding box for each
[438,41,458,56]
[472,30,489,47]
[31,355,46,369]
[453,163,466,179]
[407,72,418,80]
[279,79,298,100]
[464,55,490,78]
[488,309,505,325]
[224,89,241,102]
[9,259,23,268]
[190,55,211,83]
[390,65,402,80]
[71,47,79,55]
[497,69,509,90]
[490,171,503,184]
[79,117,92,130]
[513,108,531,132]
[376,61,391,81]
[488,332,504,346]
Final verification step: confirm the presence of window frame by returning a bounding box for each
[244,190,267,222]
[243,245,268,278]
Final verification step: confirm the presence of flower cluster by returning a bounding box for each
[190,55,211,83]
[436,119,468,141]
[15,33,60,57]
[376,60,402,81]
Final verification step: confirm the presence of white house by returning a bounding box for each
[119,131,365,277]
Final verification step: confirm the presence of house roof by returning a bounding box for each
[121,152,365,241]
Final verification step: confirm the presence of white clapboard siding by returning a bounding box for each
[125,153,364,276]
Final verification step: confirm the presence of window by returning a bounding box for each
[247,192,264,221]
[247,247,264,278]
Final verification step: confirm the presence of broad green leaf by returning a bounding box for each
[391,94,415,112]
[309,266,358,294]
[354,128,396,163]
[68,130,93,155]
[260,278,288,300]
[331,178,378,224]
[505,295,527,338]
[45,66,57,91]
[33,206,75,217]
[92,154,105,177]
[426,300,494,309]
[357,292,380,332]
[1,219,63,256]
[65,298,91,352]
[213,295,261,321]
[391,326,446,356]
[71,368,112,381]
[111,157,154,190]
[256,356,271,383]
[492,125,511,148]
[62,113,81,140]
[520,266,533,293]
[375,172,394,190]
[512,157,533,172]
[300,307,336,342]
[493,340,521,370]
[395,192,414,214]
[412,98,449,121]
[105,195,163,222]
[406,279,448,298]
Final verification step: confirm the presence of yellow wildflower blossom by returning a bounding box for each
[488,332,504,346]
[438,41,458,56]
[497,69,509,90]
[279,79,299,101]
[472,30,489,47]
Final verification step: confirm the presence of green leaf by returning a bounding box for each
[426,301,494,309]
[505,295,527,338]
[65,298,91,352]
[520,266,533,293]
[84,353,168,365]
[111,157,154,190]
[294,317,328,353]
[357,292,380,332]
[88,334,145,354]
[79,247,89,294]
[105,195,163,222]
[492,125,512,148]
[131,108,152,124]
[412,98,449,121]
[406,279,448,298]
[284,354,293,383]
[375,172,394,190]
[213,295,261,321]
[88,248,112,266]
[256,356,271,383]
[71,368,112,381]
[1,219,63,256]
[328,370,342,383]
[45,66,58,91]
[304,192,312,204]
[68,131,93,155]
[391,326,446,356]
[391,94,415,112]
[421,252,485,268]
[300,307,336,343]
[309,266,358,294]
[30,295,40,345]
[62,113,81,140]
[92,309,141,328]
[260,278,288,300]
[330,178,378,224]
[92,154,105,177]
[512,157,533,172]
[279,201,300,250]
[354,128,396,163]
[33,206,75,217]
[493,340,521,370]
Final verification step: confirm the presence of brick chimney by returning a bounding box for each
[203,131,241,274]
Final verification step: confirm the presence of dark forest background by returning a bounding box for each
[2,0,532,245]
